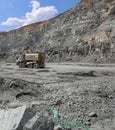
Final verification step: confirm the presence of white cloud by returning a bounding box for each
[2,17,24,26]
[1,0,58,26]
[31,0,40,11]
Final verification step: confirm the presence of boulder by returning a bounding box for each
[24,115,54,130]
[88,112,98,117]
[24,114,41,130]
[0,105,35,130]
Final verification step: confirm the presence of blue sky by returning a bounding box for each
[0,0,80,31]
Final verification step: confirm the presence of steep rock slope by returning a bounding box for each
[0,0,115,62]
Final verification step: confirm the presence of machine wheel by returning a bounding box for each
[27,63,33,68]
[33,64,38,68]
[19,63,22,68]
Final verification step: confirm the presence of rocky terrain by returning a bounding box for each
[0,0,115,63]
[0,0,115,130]
[0,62,115,130]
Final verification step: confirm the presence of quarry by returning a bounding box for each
[0,0,115,130]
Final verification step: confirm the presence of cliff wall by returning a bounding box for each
[0,0,115,63]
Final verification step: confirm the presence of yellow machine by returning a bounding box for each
[16,53,45,68]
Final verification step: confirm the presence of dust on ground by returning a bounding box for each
[0,62,115,130]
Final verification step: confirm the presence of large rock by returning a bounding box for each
[24,114,41,130]
[0,105,35,130]
[24,116,54,130]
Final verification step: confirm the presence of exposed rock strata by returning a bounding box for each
[0,0,115,63]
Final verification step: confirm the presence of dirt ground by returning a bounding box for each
[0,62,115,130]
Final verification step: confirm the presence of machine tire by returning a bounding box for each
[27,63,33,68]
[33,64,38,68]
[19,63,22,68]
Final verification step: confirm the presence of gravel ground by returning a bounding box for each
[0,62,115,130]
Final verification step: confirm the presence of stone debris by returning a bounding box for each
[88,112,98,117]
[54,125,62,130]
[8,100,23,108]
[24,115,54,130]
[0,62,115,130]
[0,105,35,130]
[24,114,41,130]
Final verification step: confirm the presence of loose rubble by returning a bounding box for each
[0,63,115,130]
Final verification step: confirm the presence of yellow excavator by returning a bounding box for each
[16,53,45,68]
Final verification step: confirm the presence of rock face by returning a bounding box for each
[0,0,115,63]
